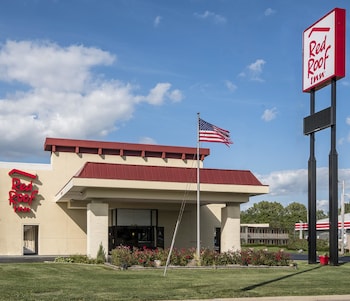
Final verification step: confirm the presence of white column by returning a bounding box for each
[87,201,108,258]
[221,204,240,252]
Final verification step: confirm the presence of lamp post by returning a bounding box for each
[341,180,345,255]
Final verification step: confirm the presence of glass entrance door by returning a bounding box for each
[23,225,38,255]
[108,226,164,251]
[108,209,163,251]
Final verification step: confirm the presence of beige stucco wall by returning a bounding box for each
[0,162,87,255]
[0,151,207,256]
[0,148,265,256]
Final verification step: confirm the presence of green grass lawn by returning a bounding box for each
[1,261,350,301]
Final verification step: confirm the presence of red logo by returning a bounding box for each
[306,27,331,85]
[8,169,39,213]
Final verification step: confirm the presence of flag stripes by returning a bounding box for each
[198,118,233,146]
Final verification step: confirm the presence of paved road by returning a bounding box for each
[290,253,350,263]
[0,255,57,263]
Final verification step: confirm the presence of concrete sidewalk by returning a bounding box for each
[0,255,57,263]
[172,296,350,301]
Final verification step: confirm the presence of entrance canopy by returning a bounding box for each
[55,162,268,206]
[45,137,269,207]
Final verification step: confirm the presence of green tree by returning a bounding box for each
[241,201,310,233]
[284,202,307,232]
[240,201,285,228]
[338,203,350,215]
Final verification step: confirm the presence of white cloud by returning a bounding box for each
[0,40,115,92]
[154,16,162,27]
[255,167,350,207]
[257,167,332,197]
[239,59,266,82]
[194,11,227,24]
[264,8,276,16]
[168,89,183,102]
[145,83,183,105]
[225,80,237,92]
[261,107,277,121]
[241,167,350,211]
[317,199,329,213]
[257,169,308,196]
[139,137,157,145]
[0,40,182,160]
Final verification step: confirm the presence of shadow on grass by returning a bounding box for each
[240,265,322,292]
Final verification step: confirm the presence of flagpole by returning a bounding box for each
[196,112,200,261]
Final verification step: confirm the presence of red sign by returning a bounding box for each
[8,169,38,213]
[302,8,346,92]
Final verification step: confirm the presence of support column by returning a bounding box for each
[308,89,317,264]
[329,78,338,265]
[87,201,108,258]
[221,204,240,252]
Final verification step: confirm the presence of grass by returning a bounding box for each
[1,261,350,300]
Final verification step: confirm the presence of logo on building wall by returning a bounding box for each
[302,8,345,92]
[8,169,39,213]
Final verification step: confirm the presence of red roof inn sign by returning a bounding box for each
[303,8,346,265]
[8,169,39,213]
[303,8,345,92]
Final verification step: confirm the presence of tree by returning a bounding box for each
[241,201,308,233]
[284,202,307,232]
[338,203,350,215]
[240,201,285,228]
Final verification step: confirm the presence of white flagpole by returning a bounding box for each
[196,112,201,261]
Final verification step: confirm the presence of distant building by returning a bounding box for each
[295,214,350,251]
[240,224,289,246]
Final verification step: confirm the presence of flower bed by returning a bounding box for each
[110,246,291,268]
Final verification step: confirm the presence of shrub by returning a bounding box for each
[316,239,329,252]
[110,245,134,267]
[287,238,308,251]
[96,243,106,264]
[109,246,291,268]
[54,255,96,264]
[54,256,74,263]
[288,237,329,253]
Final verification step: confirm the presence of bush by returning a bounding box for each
[287,238,329,253]
[316,239,329,252]
[96,243,106,264]
[54,255,96,264]
[110,245,134,267]
[287,238,308,251]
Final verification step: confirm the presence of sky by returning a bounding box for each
[0,0,350,212]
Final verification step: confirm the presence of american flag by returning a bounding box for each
[198,118,233,146]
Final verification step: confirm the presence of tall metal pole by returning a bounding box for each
[329,78,338,265]
[196,113,201,261]
[308,89,317,264]
[341,180,345,255]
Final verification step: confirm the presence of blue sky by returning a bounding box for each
[0,0,350,211]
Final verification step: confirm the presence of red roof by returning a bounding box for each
[44,137,210,161]
[75,162,264,186]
